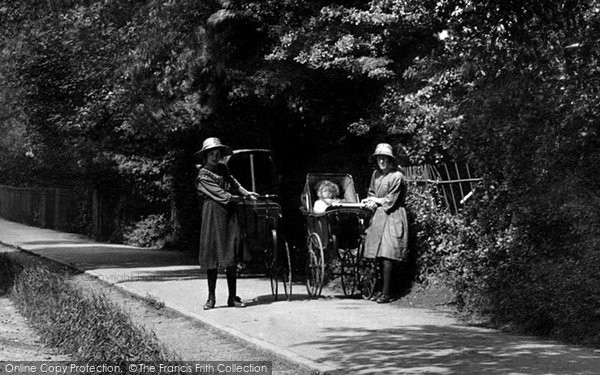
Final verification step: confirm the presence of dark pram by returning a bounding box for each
[300,173,378,298]
[226,149,292,300]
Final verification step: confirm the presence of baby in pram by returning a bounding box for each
[313,180,342,213]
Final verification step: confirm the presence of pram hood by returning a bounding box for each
[301,173,359,213]
[225,149,278,195]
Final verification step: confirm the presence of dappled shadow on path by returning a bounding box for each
[20,240,197,270]
[296,324,600,374]
[243,292,310,307]
[103,267,202,283]
[21,240,92,245]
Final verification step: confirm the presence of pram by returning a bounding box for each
[300,173,378,298]
[226,149,292,300]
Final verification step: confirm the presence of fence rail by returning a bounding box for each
[0,162,479,237]
[0,184,103,236]
[405,163,482,214]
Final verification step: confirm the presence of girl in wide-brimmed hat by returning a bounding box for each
[361,143,409,303]
[194,137,258,310]
[194,137,233,162]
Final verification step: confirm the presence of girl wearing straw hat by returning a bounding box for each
[361,143,409,303]
[195,137,258,310]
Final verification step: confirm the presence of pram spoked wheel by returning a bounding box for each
[336,239,359,296]
[358,256,380,299]
[281,239,293,299]
[305,232,325,298]
[263,228,293,301]
[264,229,278,296]
[338,238,380,299]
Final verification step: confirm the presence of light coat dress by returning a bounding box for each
[364,168,409,261]
[195,163,242,269]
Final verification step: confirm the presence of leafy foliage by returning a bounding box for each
[122,213,174,248]
[1,0,600,346]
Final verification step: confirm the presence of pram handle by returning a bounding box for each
[245,194,278,199]
[232,194,278,200]
[330,201,367,208]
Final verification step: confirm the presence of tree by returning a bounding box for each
[410,0,600,340]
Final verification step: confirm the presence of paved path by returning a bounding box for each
[1,218,600,374]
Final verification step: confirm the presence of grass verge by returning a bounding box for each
[0,252,175,362]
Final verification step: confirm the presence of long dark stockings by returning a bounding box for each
[225,265,237,299]
[206,268,217,299]
[206,266,238,300]
[381,259,393,296]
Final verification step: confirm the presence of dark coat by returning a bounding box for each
[195,163,242,269]
[363,168,409,261]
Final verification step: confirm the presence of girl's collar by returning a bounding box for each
[203,162,222,172]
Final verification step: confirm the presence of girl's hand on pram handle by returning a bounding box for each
[237,186,258,201]
[326,201,368,210]
[244,193,277,200]
[361,197,379,210]
[231,192,258,203]
[244,191,259,201]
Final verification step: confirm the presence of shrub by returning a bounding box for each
[122,214,173,248]
[406,177,600,347]
[406,182,510,316]
[479,233,600,346]
[406,182,481,286]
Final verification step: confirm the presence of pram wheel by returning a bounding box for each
[282,240,293,300]
[338,246,359,296]
[268,229,278,298]
[306,233,325,298]
[268,230,294,301]
[358,257,379,299]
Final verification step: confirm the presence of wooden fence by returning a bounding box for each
[0,184,105,237]
[405,163,481,214]
[0,163,479,238]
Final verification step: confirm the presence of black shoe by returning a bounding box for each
[227,296,246,308]
[203,298,215,310]
[376,294,392,304]
[369,292,382,301]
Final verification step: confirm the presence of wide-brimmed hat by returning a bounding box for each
[369,143,398,164]
[194,137,232,160]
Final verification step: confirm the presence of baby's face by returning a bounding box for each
[321,190,335,199]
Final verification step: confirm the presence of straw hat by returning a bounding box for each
[369,143,398,164]
[194,137,232,160]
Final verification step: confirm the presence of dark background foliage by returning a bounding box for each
[1,0,599,346]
